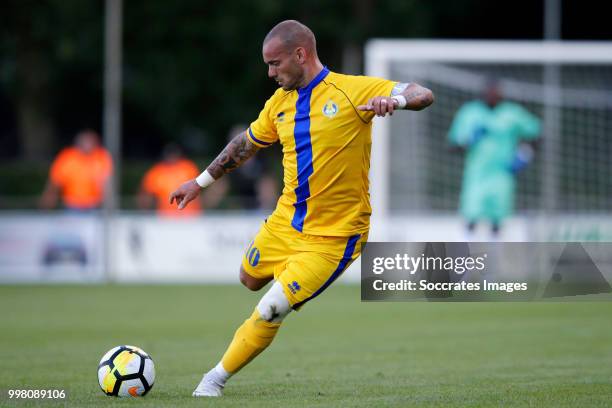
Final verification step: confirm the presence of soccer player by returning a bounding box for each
[448,80,540,239]
[169,20,434,397]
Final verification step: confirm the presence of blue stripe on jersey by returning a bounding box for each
[291,67,330,232]
[248,128,273,146]
[292,233,360,309]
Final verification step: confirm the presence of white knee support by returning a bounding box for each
[256,281,291,323]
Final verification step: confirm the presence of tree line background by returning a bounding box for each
[0,0,609,206]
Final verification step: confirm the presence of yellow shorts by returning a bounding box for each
[241,221,368,309]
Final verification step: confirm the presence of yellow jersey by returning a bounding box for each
[247,67,396,237]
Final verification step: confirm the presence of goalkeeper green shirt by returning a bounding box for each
[448,100,540,220]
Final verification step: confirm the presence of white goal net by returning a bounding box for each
[366,41,612,220]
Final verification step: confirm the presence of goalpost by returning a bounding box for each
[365,40,612,232]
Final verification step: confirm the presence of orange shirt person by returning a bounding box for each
[40,130,113,210]
[139,145,201,217]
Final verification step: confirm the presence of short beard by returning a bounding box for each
[282,72,305,91]
[281,83,296,91]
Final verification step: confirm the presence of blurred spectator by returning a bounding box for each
[255,174,279,211]
[218,125,279,210]
[138,144,203,217]
[40,129,112,211]
[448,80,541,240]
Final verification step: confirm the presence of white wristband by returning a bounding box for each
[195,170,215,188]
[391,95,407,109]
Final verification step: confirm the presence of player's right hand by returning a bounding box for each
[169,179,202,210]
[357,96,397,117]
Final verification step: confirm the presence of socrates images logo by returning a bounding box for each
[322,100,338,118]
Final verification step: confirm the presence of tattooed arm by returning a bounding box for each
[206,132,260,179]
[169,131,260,210]
[396,83,434,111]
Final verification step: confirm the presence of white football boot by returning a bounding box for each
[192,363,230,397]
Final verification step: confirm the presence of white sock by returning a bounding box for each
[209,362,231,385]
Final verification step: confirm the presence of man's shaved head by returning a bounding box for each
[262,20,323,91]
[264,20,317,55]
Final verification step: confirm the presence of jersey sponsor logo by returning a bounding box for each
[287,280,301,294]
[322,99,339,118]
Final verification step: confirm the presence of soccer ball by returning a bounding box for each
[97,345,155,397]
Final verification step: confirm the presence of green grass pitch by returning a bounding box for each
[1,284,611,407]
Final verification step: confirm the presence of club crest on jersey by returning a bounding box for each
[322,100,338,118]
[276,112,285,122]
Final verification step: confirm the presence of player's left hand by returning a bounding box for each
[357,96,398,117]
[169,179,201,210]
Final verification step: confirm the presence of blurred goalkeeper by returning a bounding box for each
[169,20,433,397]
[448,80,540,239]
